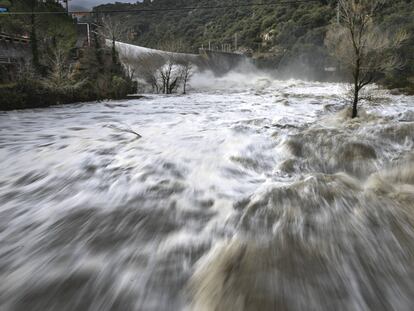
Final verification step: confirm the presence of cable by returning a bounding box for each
[0,0,318,16]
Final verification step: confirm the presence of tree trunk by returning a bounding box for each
[30,12,39,71]
[352,58,360,119]
[166,68,171,94]
[352,87,358,118]
[94,32,104,67]
[182,73,187,94]
[112,37,117,64]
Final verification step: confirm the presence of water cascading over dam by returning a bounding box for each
[113,40,248,74]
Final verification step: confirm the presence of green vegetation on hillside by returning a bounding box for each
[0,0,136,110]
[95,0,413,91]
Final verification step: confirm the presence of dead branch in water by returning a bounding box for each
[104,124,142,138]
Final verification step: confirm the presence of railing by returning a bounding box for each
[0,57,19,64]
[199,48,244,56]
[0,32,30,44]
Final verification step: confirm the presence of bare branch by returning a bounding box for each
[325,0,406,118]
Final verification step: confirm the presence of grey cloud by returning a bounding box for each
[70,0,134,10]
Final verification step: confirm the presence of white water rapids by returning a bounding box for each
[0,76,413,311]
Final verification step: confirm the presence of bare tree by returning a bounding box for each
[159,55,183,94]
[29,0,40,71]
[133,53,164,93]
[325,0,407,118]
[135,53,187,94]
[179,60,193,94]
[41,49,86,98]
[120,54,137,80]
[154,40,196,93]
[120,45,196,94]
[100,15,125,63]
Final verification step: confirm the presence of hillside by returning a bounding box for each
[0,0,77,50]
[0,0,136,110]
[94,0,414,89]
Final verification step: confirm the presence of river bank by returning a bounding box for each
[0,47,137,111]
[1,80,136,111]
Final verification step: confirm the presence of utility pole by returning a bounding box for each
[62,0,69,15]
[30,0,39,71]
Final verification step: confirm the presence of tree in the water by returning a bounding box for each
[325,0,406,118]
[157,55,183,94]
[179,60,193,94]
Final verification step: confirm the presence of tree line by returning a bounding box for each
[0,0,136,110]
[95,0,414,95]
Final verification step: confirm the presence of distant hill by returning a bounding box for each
[71,0,134,10]
[70,5,89,12]
[92,0,333,78]
[93,0,413,87]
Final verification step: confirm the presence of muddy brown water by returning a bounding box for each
[0,78,413,311]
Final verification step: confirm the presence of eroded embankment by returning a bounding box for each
[190,108,414,311]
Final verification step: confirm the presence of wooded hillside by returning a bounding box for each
[95,0,414,90]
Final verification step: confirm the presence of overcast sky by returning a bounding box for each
[70,0,134,10]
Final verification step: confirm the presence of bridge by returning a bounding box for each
[0,32,29,44]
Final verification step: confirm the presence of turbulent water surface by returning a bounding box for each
[0,77,413,311]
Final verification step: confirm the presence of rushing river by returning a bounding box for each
[0,76,413,311]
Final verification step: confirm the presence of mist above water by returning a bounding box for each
[0,74,413,310]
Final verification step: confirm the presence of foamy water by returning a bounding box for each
[0,78,413,311]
